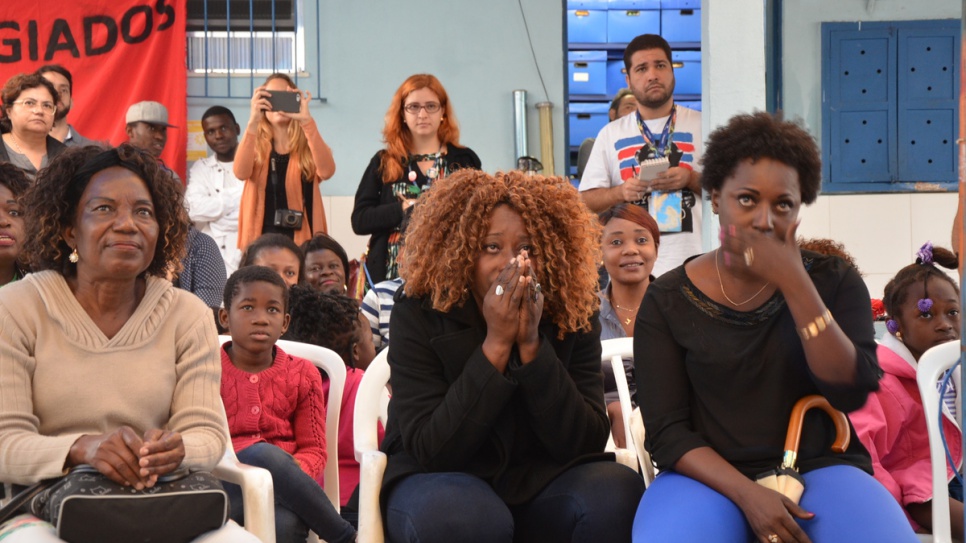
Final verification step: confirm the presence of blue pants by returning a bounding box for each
[632,465,920,543]
[384,461,644,543]
[224,442,356,543]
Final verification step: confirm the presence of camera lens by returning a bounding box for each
[285,214,296,225]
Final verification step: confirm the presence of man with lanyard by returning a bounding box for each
[580,33,703,277]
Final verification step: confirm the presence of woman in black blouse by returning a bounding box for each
[632,112,917,543]
[351,74,480,285]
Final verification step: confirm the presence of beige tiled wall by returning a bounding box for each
[797,193,960,299]
[322,196,370,261]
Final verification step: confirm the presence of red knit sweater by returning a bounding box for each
[221,343,328,479]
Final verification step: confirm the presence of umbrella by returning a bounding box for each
[755,395,851,504]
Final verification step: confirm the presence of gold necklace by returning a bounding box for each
[612,301,640,325]
[715,249,769,307]
[5,133,24,155]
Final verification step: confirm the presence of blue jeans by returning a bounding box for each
[224,442,356,543]
[384,461,644,543]
[632,465,920,542]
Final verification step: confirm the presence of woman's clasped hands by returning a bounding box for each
[68,426,186,490]
[481,250,544,369]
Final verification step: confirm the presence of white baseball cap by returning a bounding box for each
[125,101,177,128]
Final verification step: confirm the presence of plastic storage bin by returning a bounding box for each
[672,50,700,95]
[568,51,608,96]
[568,9,608,43]
[661,8,701,43]
[660,0,700,8]
[607,60,627,95]
[568,0,609,8]
[608,0,661,9]
[569,102,610,146]
[606,8,660,43]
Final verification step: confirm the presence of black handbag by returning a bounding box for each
[2,465,228,543]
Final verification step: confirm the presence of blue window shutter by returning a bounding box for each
[822,24,897,185]
[897,22,960,183]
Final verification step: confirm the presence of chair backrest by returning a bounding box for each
[354,347,390,463]
[275,339,346,511]
[219,335,346,511]
[600,337,656,484]
[601,338,635,451]
[916,339,959,543]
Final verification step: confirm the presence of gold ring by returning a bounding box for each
[743,247,755,267]
[767,535,780,543]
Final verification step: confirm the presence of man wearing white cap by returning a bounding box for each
[125,100,180,182]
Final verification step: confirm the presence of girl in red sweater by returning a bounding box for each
[219,265,356,543]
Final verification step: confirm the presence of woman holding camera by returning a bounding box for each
[235,73,335,250]
[351,74,480,285]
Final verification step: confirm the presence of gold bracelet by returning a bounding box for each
[799,309,834,341]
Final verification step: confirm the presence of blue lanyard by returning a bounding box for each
[636,104,677,158]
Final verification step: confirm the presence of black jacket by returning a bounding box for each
[380,293,610,506]
[351,147,481,284]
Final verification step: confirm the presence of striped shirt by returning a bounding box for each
[361,278,404,351]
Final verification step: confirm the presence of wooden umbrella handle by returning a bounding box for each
[783,395,851,457]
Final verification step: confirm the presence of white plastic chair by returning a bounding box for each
[220,336,347,543]
[601,337,655,483]
[212,400,277,543]
[916,340,962,543]
[353,348,391,543]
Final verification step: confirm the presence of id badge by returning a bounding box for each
[649,190,683,233]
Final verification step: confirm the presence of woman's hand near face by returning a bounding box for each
[516,252,544,363]
[138,429,186,486]
[278,88,313,124]
[720,219,804,291]
[481,257,526,372]
[68,426,150,489]
[247,85,271,133]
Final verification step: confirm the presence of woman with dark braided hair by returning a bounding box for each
[852,242,963,539]
[379,169,644,543]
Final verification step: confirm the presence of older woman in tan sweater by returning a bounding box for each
[0,145,258,542]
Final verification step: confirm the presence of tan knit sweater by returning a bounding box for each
[0,271,227,485]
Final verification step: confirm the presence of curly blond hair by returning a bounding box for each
[401,170,602,337]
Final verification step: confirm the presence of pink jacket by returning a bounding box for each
[321,367,385,507]
[851,335,962,530]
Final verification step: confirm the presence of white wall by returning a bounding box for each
[188,0,567,259]
[781,0,962,299]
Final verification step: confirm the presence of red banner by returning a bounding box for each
[0,0,188,178]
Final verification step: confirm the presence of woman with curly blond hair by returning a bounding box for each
[351,74,480,284]
[379,169,644,543]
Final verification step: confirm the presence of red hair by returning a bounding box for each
[379,74,462,183]
[599,203,661,247]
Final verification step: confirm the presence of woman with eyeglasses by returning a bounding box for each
[351,74,481,285]
[0,73,66,178]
